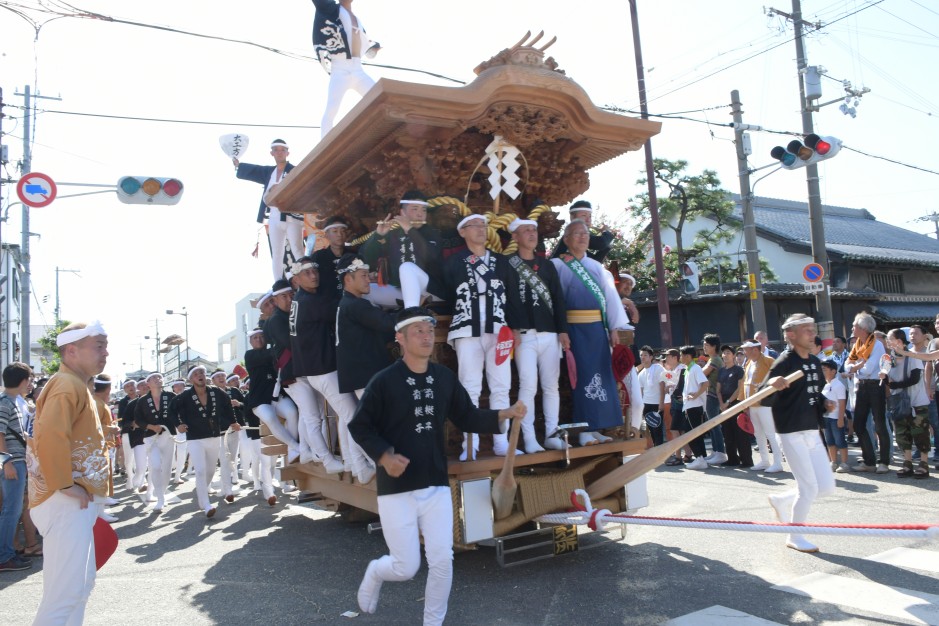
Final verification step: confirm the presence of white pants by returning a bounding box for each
[31,491,103,626]
[253,404,300,450]
[268,209,304,280]
[454,334,512,453]
[515,331,561,446]
[286,378,332,461]
[120,433,136,487]
[187,437,225,512]
[131,444,149,491]
[273,396,300,440]
[221,429,240,485]
[750,406,784,467]
[146,431,175,507]
[321,57,375,138]
[372,486,453,626]
[241,437,274,499]
[307,372,372,473]
[173,434,188,479]
[777,429,836,529]
[364,262,430,309]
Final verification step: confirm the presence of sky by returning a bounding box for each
[1,0,937,378]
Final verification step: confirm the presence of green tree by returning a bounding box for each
[37,319,71,375]
[608,158,775,291]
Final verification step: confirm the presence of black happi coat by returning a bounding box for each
[124,397,146,448]
[443,248,521,336]
[225,386,248,427]
[336,291,395,393]
[264,307,295,385]
[234,162,296,224]
[762,349,826,434]
[134,391,178,437]
[169,386,235,441]
[504,253,569,334]
[349,360,502,496]
[117,394,136,435]
[244,347,278,410]
[359,224,444,296]
[311,247,346,301]
[311,0,379,74]
[290,287,339,377]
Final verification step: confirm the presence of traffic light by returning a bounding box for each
[680,260,699,295]
[116,176,184,205]
[770,134,842,170]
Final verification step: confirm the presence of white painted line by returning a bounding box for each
[866,547,939,574]
[773,572,939,625]
[665,605,785,626]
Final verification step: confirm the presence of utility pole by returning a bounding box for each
[768,1,835,347]
[15,85,62,367]
[54,267,80,325]
[628,0,672,346]
[730,91,768,335]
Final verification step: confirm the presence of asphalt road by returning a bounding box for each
[1,450,937,625]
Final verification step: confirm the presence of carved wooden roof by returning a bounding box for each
[267,45,661,223]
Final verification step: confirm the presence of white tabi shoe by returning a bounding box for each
[99,512,119,523]
[578,432,603,446]
[768,492,795,524]
[165,495,182,505]
[749,462,769,471]
[357,560,383,614]
[205,507,217,518]
[492,434,525,457]
[786,534,819,553]
[543,436,568,450]
[591,432,613,444]
[323,456,345,474]
[104,497,119,506]
[764,463,785,473]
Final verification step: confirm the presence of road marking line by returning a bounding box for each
[773,572,939,625]
[866,547,939,574]
[665,605,785,626]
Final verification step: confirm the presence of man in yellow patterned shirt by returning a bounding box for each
[28,321,110,625]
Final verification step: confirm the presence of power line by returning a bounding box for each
[842,145,939,176]
[7,104,320,128]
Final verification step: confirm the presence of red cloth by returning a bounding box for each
[611,345,635,381]
[93,517,118,571]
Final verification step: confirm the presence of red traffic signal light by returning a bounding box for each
[116,176,184,205]
[770,134,842,170]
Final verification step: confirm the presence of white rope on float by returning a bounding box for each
[533,490,939,541]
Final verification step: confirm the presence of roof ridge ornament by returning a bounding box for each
[473,31,564,76]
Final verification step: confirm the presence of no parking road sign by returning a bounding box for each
[16,172,57,208]
[802,263,825,283]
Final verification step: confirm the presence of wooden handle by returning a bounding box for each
[586,370,803,500]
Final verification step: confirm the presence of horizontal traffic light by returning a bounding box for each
[770,134,842,170]
[117,176,184,205]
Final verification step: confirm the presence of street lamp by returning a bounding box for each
[162,333,185,382]
[166,308,190,371]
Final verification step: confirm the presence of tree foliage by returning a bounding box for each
[605,158,776,291]
[37,319,71,375]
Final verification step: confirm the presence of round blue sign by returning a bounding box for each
[803,263,824,283]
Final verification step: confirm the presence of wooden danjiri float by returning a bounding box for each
[263,34,663,566]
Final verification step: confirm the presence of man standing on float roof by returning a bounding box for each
[551,200,615,262]
[233,139,303,280]
[313,0,381,137]
[29,321,110,624]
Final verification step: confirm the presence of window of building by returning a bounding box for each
[869,272,904,294]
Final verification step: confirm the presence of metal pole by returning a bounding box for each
[184,311,190,369]
[730,90,768,335]
[628,0,672,346]
[21,85,31,367]
[791,0,834,348]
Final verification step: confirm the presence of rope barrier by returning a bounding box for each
[531,490,939,541]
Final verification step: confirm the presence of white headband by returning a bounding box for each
[248,328,265,338]
[400,199,430,207]
[457,214,486,230]
[93,378,111,386]
[226,374,240,383]
[145,372,162,382]
[256,291,273,308]
[782,316,816,330]
[394,315,437,332]
[56,321,107,347]
[619,273,636,286]
[338,258,369,275]
[291,261,317,274]
[508,218,537,233]
[740,340,761,348]
[172,379,185,386]
[272,286,293,297]
[323,222,348,232]
[270,141,288,149]
[187,365,207,380]
[211,371,227,379]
